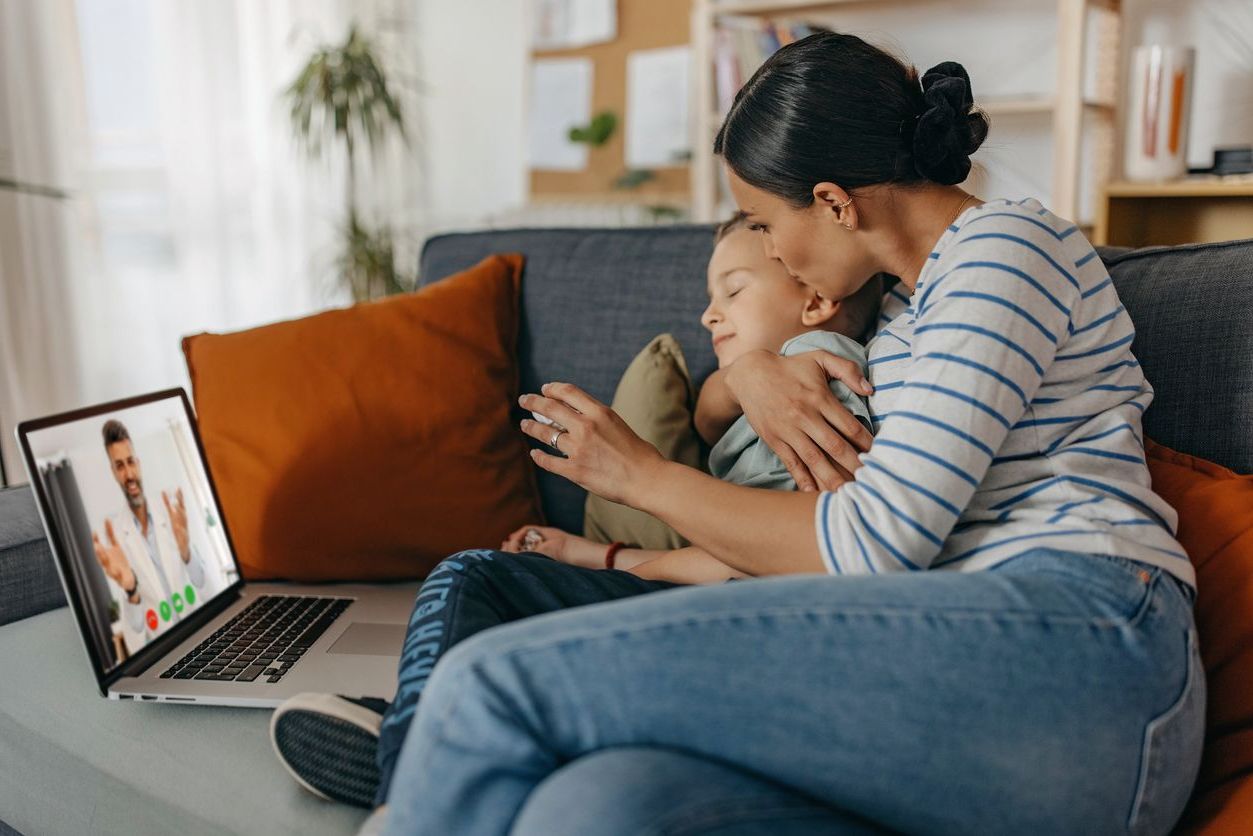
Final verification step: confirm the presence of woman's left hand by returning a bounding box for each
[519,382,666,507]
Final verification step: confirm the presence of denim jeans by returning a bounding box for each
[376,550,680,804]
[381,548,1204,836]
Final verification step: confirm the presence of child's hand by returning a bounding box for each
[500,524,609,570]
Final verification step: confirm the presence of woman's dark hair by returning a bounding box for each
[713,32,989,206]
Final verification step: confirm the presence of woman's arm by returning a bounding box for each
[519,388,826,575]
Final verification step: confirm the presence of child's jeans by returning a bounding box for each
[375,550,679,805]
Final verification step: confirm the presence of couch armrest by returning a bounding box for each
[0,485,66,626]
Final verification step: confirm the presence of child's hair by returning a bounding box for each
[713,210,750,243]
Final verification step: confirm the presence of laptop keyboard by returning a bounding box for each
[159,595,352,684]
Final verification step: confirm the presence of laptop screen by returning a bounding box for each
[22,392,240,674]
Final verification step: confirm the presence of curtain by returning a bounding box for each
[0,0,87,486]
[70,0,369,407]
[1,0,424,485]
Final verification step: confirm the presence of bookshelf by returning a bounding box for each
[689,0,1124,225]
[1094,178,1253,247]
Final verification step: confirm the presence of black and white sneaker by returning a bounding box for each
[270,692,390,808]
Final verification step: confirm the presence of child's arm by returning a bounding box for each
[627,546,748,584]
[693,368,741,445]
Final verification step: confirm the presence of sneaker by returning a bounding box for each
[270,692,390,808]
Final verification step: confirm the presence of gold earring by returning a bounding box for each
[835,196,853,230]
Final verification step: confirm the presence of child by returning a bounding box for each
[268,212,884,815]
[501,211,881,584]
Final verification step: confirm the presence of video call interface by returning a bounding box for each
[27,396,239,672]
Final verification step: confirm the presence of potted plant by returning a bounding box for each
[284,24,416,301]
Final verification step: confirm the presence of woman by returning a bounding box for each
[377,33,1202,835]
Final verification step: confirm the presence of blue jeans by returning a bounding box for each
[382,548,1204,836]
[376,550,679,804]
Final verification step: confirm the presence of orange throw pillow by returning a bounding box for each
[182,253,543,582]
[1144,440,1253,834]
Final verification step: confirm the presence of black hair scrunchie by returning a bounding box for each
[912,61,975,185]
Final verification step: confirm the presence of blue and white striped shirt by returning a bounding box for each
[815,198,1194,587]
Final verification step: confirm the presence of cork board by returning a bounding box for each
[530,0,692,202]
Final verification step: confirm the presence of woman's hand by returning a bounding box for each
[725,349,874,492]
[500,524,608,569]
[519,382,666,509]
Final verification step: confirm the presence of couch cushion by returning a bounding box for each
[0,606,367,835]
[1103,239,1253,474]
[0,485,64,627]
[421,227,720,533]
[183,253,544,581]
[1145,441,1253,834]
[583,334,700,551]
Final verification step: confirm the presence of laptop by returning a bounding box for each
[16,388,419,708]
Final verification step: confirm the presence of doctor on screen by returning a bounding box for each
[90,419,212,648]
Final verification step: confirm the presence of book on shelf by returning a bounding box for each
[713,17,828,118]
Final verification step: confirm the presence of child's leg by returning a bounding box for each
[375,549,680,805]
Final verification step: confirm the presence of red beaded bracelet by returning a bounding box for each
[604,542,627,570]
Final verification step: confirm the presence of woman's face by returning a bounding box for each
[725,165,880,303]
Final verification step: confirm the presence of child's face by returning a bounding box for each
[702,228,817,369]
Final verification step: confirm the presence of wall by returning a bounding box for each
[410,0,530,240]
[410,0,1253,233]
[1124,0,1253,170]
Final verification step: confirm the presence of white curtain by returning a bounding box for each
[70,0,413,407]
[0,0,424,488]
[0,0,87,485]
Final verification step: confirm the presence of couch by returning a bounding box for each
[1,227,1251,835]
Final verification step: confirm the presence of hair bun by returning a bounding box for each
[912,61,986,185]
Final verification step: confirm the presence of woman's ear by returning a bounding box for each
[801,290,841,328]
[813,182,857,231]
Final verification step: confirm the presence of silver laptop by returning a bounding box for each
[17,388,419,708]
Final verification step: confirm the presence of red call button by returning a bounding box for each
[145,609,158,631]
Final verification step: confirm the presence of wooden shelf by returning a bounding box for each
[706,96,1115,127]
[691,0,1125,224]
[1095,178,1253,247]
[1104,178,1253,199]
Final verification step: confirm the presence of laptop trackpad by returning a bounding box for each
[327,623,406,657]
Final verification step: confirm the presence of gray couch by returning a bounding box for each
[1,227,1251,835]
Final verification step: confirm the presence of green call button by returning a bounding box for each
[159,600,172,622]
[185,584,196,606]
[172,593,184,613]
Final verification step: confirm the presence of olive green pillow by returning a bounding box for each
[583,334,703,550]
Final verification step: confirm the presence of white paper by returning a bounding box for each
[626,46,691,169]
[532,0,617,51]
[527,57,593,171]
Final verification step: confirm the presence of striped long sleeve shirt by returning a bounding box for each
[815,197,1194,588]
